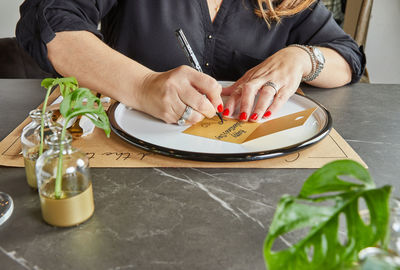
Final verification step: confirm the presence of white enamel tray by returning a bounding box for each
[108,82,332,162]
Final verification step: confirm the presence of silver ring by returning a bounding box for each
[177,105,193,126]
[264,81,278,95]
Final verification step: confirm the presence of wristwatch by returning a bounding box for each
[289,44,325,82]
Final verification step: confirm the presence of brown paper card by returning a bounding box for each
[183,108,316,144]
[0,90,367,169]
[183,117,259,144]
[244,107,316,142]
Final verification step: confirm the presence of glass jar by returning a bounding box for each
[357,197,400,269]
[21,109,59,188]
[358,247,400,269]
[35,132,94,227]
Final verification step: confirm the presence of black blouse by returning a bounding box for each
[16,0,365,83]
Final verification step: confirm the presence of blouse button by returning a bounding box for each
[205,62,210,67]
[207,34,213,39]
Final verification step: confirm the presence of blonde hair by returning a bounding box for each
[254,0,316,26]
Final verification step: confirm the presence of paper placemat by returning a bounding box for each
[0,90,367,168]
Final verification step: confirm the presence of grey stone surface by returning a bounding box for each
[0,79,399,269]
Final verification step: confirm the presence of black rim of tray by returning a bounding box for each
[108,93,332,162]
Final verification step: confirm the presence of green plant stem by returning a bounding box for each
[39,86,52,156]
[54,118,69,199]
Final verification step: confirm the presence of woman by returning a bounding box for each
[16,0,364,125]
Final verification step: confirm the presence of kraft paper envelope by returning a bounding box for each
[183,107,317,144]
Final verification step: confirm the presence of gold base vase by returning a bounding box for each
[39,178,94,227]
[36,133,94,227]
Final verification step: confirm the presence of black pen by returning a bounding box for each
[175,28,224,124]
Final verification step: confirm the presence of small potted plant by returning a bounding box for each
[21,78,78,188]
[35,80,110,227]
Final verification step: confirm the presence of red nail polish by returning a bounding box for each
[250,113,258,121]
[239,112,247,121]
[263,110,272,118]
[223,108,230,116]
[217,104,224,113]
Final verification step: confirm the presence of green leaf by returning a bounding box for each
[264,160,391,270]
[40,77,78,94]
[59,87,110,137]
[299,160,374,198]
[40,78,56,89]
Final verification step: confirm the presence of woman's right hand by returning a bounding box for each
[130,65,223,125]
[46,32,222,125]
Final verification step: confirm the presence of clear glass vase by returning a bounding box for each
[35,132,94,227]
[21,109,60,188]
[357,197,400,269]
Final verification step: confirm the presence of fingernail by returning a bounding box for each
[263,110,272,118]
[217,104,224,113]
[250,113,258,121]
[223,108,230,116]
[239,112,247,121]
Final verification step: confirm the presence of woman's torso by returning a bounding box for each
[101,0,298,80]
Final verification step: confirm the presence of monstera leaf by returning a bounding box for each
[41,77,78,97]
[264,160,391,270]
[59,87,110,137]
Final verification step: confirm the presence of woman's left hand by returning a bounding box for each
[222,47,312,122]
